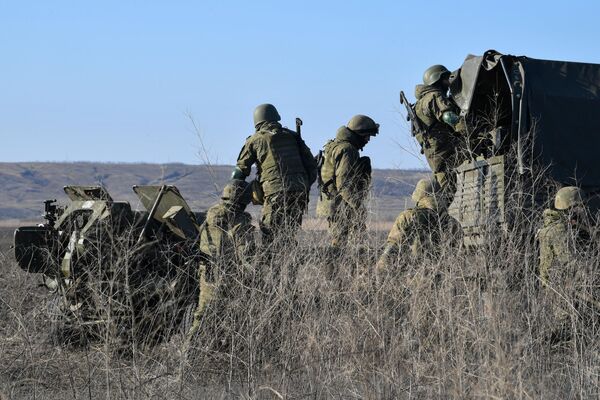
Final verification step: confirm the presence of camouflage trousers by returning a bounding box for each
[188,263,216,338]
[328,200,366,247]
[423,140,464,202]
[260,191,307,246]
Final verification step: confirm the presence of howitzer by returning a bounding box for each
[13,185,205,346]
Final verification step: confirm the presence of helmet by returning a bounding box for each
[554,186,584,210]
[253,103,281,127]
[411,178,441,203]
[347,115,379,136]
[221,180,252,205]
[423,65,450,86]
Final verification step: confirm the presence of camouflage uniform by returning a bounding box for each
[318,125,373,246]
[188,183,255,337]
[377,179,460,268]
[414,84,465,195]
[536,187,594,340]
[236,120,317,245]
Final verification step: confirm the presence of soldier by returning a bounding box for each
[537,186,592,287]
[232,103,317,246]
[188,180,255,337]
[414,65,465,199]
[537,186,594,342]
[317,115,379,247]
[377,178,461,268]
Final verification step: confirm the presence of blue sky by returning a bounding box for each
[2,0,599,169]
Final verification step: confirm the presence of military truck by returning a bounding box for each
[405,50,600,245]
[14,185,205,345]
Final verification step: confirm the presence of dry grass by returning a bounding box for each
[1,188,600,400]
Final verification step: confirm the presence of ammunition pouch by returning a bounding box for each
[414,132,429,153]
[317,191,339,218]
[250,179,264,205]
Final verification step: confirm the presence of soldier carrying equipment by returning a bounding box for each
[411,64,466,201]
[317,115,379,247]
[232,103,318,246]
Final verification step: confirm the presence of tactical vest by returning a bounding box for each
[319,139,337,195]
[414,89,455,151]
[258,128,309,195]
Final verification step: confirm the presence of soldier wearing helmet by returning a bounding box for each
[188,179,256,338]
[537,186,591,287]
[316,114,379,247]
[376,178,461,269]
[232,104,317,246]
[536,186,594,342]
[414,64,465,200]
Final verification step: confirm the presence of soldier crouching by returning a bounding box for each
[187,180,255,338]
[537,186,596,343]
[377,178,461,270]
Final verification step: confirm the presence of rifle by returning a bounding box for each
[295,117,303,137]
[295,117,311,207]
[399,91,425,137]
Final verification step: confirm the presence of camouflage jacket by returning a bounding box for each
[320,127,371,210]
[386,197,461,258]
[236,122,317,197]
[536,208,591,287]
[199,202,255,263]
[414,84,462,150]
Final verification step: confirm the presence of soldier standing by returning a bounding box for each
[414,65,465,199]
[188,180,256,337]
[377,178,461,268]
[317,115,379,247]
[232,104,317,246]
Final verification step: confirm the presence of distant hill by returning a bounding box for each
[0,162,428,223]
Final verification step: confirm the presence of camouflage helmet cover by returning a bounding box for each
[554,186,584,210]
[423,64,451,86]
[253,103,281,127]
[347,114,379,137]
[221,179,252,205]
[411,178,441,203]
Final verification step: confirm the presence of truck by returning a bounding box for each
[405,50,600,245]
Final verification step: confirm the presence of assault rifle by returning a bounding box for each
[296,117,303,137]
[400,91,425,137]
[295,117,311,207]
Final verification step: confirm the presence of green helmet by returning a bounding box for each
[221,179,252,205]
[347,115,379,136]
[253,103,281,127]
[423,64,450,86]
[554,186,584,210]
[411,178,441,203]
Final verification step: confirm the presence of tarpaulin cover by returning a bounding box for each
[524,57,600,186]
[452,50,600,187]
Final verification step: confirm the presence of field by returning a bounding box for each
[1,203,600,400]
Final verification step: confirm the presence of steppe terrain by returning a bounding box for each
[1,163,599,399]
[0,162,428,225]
